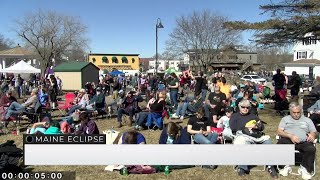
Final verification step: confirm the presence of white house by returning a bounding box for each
[284,33,320,78]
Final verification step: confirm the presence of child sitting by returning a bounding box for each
[216,107,233,139]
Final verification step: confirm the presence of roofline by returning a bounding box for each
[54,62,99,72]
[89,53,140,56]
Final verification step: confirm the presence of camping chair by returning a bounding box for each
[262,86,271,99]
[276,135,317,177]
[53,93,76,117]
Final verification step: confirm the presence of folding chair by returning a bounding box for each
[53,93,76,117]
[276,135,317,177]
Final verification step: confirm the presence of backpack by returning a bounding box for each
[0,140,23,173]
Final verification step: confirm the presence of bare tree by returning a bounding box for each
[0,34,14,51]
[165,10,241,71]
[13,10,89,76]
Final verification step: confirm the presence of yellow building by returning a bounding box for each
[88,53,140,71]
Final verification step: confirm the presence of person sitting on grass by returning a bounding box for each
[159,122,191,144]
[27,117,62,134]
[171,95,203,120]
[277,102,317,180]
[0,91,17,108]
[67,89,89,116]
[134,91,166,130]
[118,129,146,144]
[117,91,142,128]
[4,88,38,121]
[187,107,218,144]
[235,91,258,116]
[75,111,99,135]
[86,87,105,111]
[216,107,234,139]
[229,99,278,178]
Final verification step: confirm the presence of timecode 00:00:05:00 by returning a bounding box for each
[1,172,65,180]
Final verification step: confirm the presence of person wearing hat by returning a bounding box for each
[4,88,38,120]
[117,91,142,128]
[86,87,105,111]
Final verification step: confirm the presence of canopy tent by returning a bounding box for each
[165,67,182,75]
[0,60,41,74]
[109,70,125,76]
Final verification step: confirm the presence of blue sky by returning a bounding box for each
[0,0,269,57]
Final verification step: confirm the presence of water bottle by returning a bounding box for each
[120,167,128,176]
[16,126,20,135]
[164,165,170,176]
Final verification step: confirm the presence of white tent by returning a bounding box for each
[0,60,41,74]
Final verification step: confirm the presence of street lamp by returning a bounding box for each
[155,18,164,74]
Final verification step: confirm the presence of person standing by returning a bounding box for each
[289,71,302,100]
[272,69,286,110]
[49,75,58,108]
[167,73,179,108]
[56,76,63,95]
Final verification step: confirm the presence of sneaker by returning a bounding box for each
[267,166,278,179]
[179,116,184,120]
[298,166,312,180]
[279,165,292,177]
[135,125,143,131]
[237,168,246,176]
[171,113,179,119]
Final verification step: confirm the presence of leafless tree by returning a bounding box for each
[165,10,241,71]
[0,34,14,51]
[13,10,89,77]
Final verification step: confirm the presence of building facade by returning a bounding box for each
[139,58,152,72]
[148,59,182,71]
[284,33,320,78]
[88,54,140,72]
[184,46,258,72]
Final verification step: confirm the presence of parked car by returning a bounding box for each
[240,75,267,84]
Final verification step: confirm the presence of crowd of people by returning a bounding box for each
[0,69,319,180]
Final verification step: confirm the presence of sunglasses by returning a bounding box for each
[240,106,250,109]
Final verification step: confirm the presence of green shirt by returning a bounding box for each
[169,78,179,90]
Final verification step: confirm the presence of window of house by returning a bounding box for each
[102,56,108,63]
[92,58,96,63]
[121,57,128,63]
[132,58,135,63]
[297,51,307,59]
[302,36,317,45]
[112,57,118,63]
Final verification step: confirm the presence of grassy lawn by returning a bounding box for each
[0,101,319,180]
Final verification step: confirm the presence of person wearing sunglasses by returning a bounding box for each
[229,99,278,179]
[235,91,258,116]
